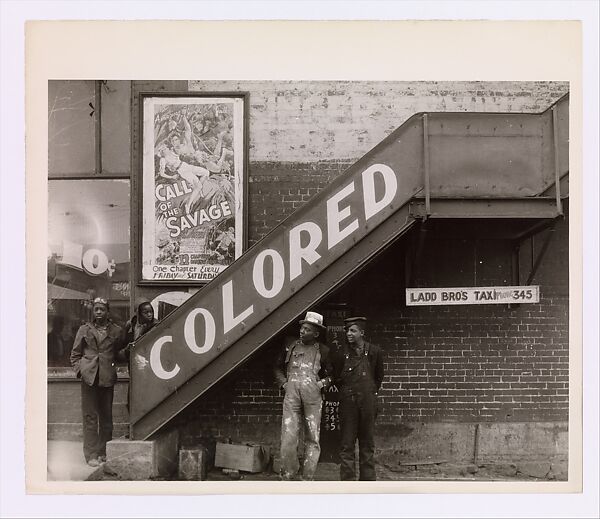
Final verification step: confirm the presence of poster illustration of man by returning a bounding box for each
[141,95,245,282]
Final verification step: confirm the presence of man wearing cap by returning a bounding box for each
[331,316,384,481]
[274,311,333,480]
[70,298,126,467]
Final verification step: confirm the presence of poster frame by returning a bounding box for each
[137,91,249,286]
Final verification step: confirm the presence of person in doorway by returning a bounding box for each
[331,316,384,481]
[274,311,333,480]
[70,298,126,467]
[120,298,159,413]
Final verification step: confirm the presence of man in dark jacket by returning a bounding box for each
[70,297,126,466]
[331,316,384,481]
[274,311,333,480]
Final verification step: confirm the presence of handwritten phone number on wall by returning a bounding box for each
[323,401,340,431]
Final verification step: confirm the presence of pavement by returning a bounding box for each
[99,459,565,482]
[47,440,104,481]
[206,461,550,482]
[48,440,567,482]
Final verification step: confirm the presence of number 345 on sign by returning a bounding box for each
[405,286,540,306]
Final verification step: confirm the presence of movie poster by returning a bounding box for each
[141,95,246,283]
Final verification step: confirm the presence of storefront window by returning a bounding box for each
[48,80,131,177]
[48,81,97,177]
[47,179,130,366]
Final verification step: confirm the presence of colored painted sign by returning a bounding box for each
[131,154,424,421]
[405,286,540,306]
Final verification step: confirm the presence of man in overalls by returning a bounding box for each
[274,311,333,480]
[332,316,384,481]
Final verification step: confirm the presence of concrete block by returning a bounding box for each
[154,429,179,476]
[106,440,154,480]
[178,448,208,481]
[478,423,568,462]
[376,423,476,461]
[106,429,179,480]
[376,422,568,467]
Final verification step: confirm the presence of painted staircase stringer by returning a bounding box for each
[129,94,569,440]
[132,204,417,439]
[130,110,428,436]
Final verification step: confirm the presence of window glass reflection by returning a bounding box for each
[48,80,96,177]
[48,179,130,366]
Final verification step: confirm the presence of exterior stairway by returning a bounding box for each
[129,94,568,440]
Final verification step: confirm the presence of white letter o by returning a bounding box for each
[184,308,216,354]
[253,249,285,299]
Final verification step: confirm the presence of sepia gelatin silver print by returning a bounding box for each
[46,78,572,486]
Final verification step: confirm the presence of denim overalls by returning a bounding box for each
[338,343,378,481]
[280,340,323,480]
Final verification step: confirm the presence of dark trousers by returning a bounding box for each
[339,391,377,481]
[81,381,114,462]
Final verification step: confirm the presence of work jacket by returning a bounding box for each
[70,321,125,387]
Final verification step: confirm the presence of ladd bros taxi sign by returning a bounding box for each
[406,286,540,306]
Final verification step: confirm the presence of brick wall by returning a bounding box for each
[176,215,569,450]
[175,339,284,448]
[190,80,569,162]
[247,160,353,245]
[344,212,569,425]
[373,297,569,424]
[48,374,129,440]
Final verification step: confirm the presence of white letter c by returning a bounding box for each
[150,336,180,380]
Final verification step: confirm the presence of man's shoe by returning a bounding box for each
[87,458,100,467]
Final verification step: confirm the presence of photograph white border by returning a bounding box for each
[26,17,585,495]
[1,2,597,518]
